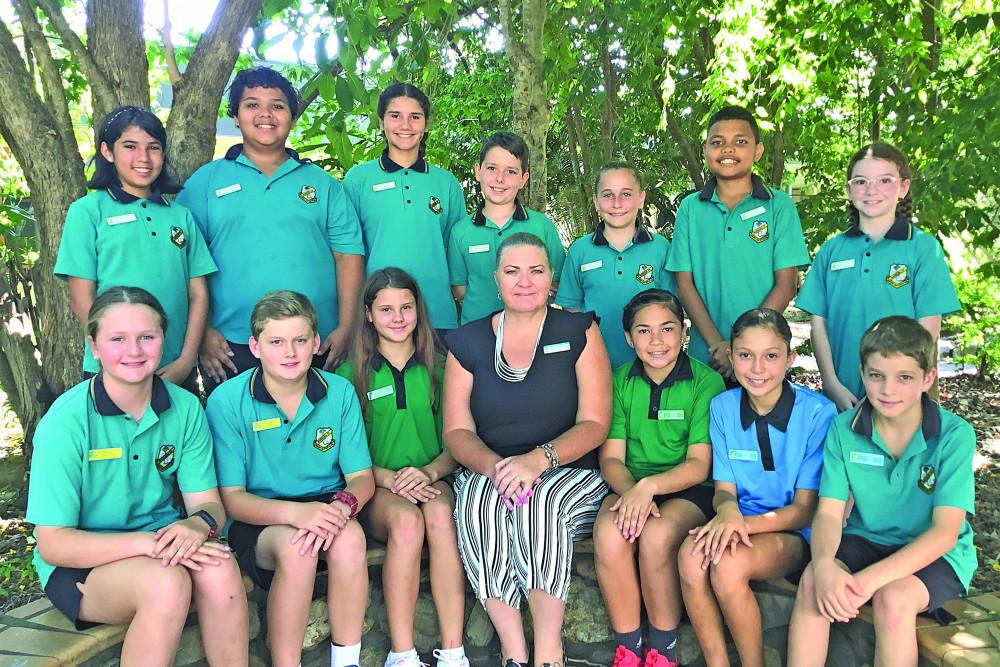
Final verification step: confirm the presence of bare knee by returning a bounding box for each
[593,516,631,565]
[191,556,245,600]
[678,536,707,585]
[872,584,921,632]
[137,565,193,618]
[638,518,689,566]
[325,522,367,569]
[274,536,320,579]
[387,505,425,548]
[422,500,457,539]
[709,556,750,597]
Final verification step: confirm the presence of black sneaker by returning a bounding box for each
[503,659,528,667]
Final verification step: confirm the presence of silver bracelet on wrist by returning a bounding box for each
[538,442,560,469]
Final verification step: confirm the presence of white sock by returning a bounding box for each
[332,641,362,667]
[436,646,466,659]
[387,648,417,664]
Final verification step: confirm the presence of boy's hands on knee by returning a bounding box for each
[689,502,752,567]
[288,501,348,555]
[812,559,864,623]
[610,479,660,542]
[153,517,215,567]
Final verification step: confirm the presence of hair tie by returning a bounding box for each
[104,106,139,129]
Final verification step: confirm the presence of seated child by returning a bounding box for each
[678,308,836,667]
[27,286,248,666]
[787,316,976,667]
[593,289,725,667]
[449,131,565,323]
[207,290,374,667]
[337,268,469,667]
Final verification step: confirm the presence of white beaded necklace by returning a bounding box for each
[494,309,547,383]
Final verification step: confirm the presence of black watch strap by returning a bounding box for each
[192,509,218,537]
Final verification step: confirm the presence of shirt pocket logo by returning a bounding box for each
[636,264,654,285]
[429,196,443,215]
[155,444,175,472]
[749,220,769,243]
[299,185,318,204]
[918,464,936,494]
[314,427,335,452]
[170,226,187,249]
[886,263,909,288]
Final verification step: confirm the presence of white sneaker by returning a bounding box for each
[433,648,470,667]
[385,650,425,667]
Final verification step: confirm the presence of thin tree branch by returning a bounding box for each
[162,0,183,86]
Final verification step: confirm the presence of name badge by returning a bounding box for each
[89,447,122,461]
[740,206,767,220]
[106,213,136,225]
[729,449,759,462]
[372,181,396,192]
[367,385,394,400]
[469,244,491,254]
[658,409,685,421]
[215,183,242,197]
[849,451,884,466]
[581,260,602,272]
[543,342,571,354]
[252,418,281,432]
[831,259,856,271]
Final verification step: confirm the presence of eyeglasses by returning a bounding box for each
[847,175,904,190]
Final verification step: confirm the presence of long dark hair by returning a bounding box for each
[89,106,180,195]
[729,308,793,353]
[351,268,437,415]
[846,142,913,227]
[377,83,431,159]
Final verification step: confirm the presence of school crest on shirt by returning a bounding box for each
[636,264,654,285]
[314,427,335,452]
[918,465,937,494]
[428,196,443,215]
[886,263,910,288]
[298,185,318,204]
[155,444,175,472]
[170,226,187,249]
[749,220,769,243]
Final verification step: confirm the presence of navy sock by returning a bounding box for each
[613,627,642,654]
[648,624,677,662]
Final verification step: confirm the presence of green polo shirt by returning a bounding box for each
[27,376,217,587]
[608,352,725,482]
[555,223,675,369]
[820,395,977,590]
[796,218,960,398]
[176,145,364,343]
[665,175,809,364]
[54,186,217,372]
[207,367,371,500]
[449,199,565,323]
[336,353,444,470]
[342,151,466,330]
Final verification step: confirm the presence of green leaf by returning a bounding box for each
[317,73,336,102]
[335,76,355,110]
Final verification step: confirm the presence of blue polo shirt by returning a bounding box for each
[820,395,977,590]
[796,217,960,398]
[27,376,217,587]
[343,151,466,330]
[710,382,836,539]
[556,223,674,369]
[206,367,372,500]
[666,175,810,363]
[176,145,364,343]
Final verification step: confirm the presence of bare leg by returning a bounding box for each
[190,555,250,666]
[484,599,529,663]
[787,563,833,667]
[325,520,369,645]
[527,589,566,666]
[256,525,319,667]
[639,499,707,632]
[678,535,730,667]
[871,576,928,667]
[422,482,466,648]
[594,494,640,635]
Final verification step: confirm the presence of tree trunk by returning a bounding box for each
[86,0,150,121]
[599,8,618,163]
[769,124,785,187]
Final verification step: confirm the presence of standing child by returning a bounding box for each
[27,287,248,666]
[336,268,469,667]
[206,291,374,667]
[787,317,976,667]
[448,131,564,324]
[796,143,960,411]
[556,162,674,370]
[678,308,836,667]
[343,83,467,339]
[55,106,217,394]
[593,290,725,667]
[666,106,810,382]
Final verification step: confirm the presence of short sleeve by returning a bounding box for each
[180,207,218,279]
[335,382,374,475]
[445,324,477,373]
[53,197,99,281]
[795,398,837,490]
[656,236,677,295]
[819,422,851,501]
[913,235,961,319]
[448,225,469,285]
[206,392,249,489]
[710,396,736,485]
[932,418,976,514]
[175,399,219,493]
[689,369,726,446]
[541,217,566,282]
[176,168,211,240]
[770,193,810,271]
[325,178,365,255]
[664,199,693,272]
[795,242,831,317]
[25,410,85,528]
[607,373,629,441]
[554,243,584,309]
[443,173,467,244]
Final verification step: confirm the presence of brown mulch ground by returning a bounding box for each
[1,375,999,614]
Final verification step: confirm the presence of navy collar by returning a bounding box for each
[369,351,422,373]
[378,148,428,174]
[472,198,529,227]
[844,214,913,240]
[248,367,328,405]
[106,182,168,206]
[592,222,654,247]
[698,174,772,202]
[849,393,941,440]
[90,374,171,416]
[740,380,794,432]
[224,144,306,164]
[626,350,694,389]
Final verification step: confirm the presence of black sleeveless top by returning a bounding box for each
[447,307,599,470]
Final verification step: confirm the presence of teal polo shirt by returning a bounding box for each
[820,395,977,590]
[54,186,217,372]
[342,151,466,330]
[555,223,674,369]
[608,352,725,482]
[176,145,364,343]
[207,367,371,500]
[665,175,810,364]
[336,353,444,470]
[448,199,566,323]
[711,382,836,539]
[796,218,960,398]
[27,375,217,587]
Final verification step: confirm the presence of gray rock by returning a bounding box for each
[675,624,701,665]
[174,623,206,665]
[361,645,386,667]
[248,602,261,641]
[758,589,795,632]
[562,578,611,644]
[465,603,495,647]
[303,598,332,650]
[413,592,442,645]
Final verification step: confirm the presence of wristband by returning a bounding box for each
[537,442,559,469]
[191,509,218,538]
[334,490,359,519]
